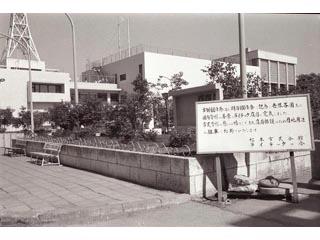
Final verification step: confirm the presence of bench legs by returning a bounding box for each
[32,155,60,166]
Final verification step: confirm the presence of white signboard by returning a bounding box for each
[196,94,314,154]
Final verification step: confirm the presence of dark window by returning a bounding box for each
[139,64,143,74]
[120,74,126,81]
[114,74,118,84]
[97,93,108,100]
[198,94,213,102]
[110,93,119,102]
[32,83,64,93]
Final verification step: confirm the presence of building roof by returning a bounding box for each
[169,84,220,97]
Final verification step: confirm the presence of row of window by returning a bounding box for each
[32,83,64,93]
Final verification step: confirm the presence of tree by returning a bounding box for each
[13,107,49,130]
[150,71,189,130]
[0,108,14,129]
[122,73,154,130]
[152,71,189,92]
[202,61,264,99]
[294,73,320,121]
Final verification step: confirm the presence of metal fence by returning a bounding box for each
[86,44,220,70]
[23,135,195,157]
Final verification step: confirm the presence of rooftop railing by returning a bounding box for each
[86,44,220,70]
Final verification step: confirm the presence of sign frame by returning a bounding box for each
[196,94,315,154]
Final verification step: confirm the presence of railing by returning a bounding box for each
[86,44,221,70]
[23,135,195,157]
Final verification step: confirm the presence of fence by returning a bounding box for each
[23,135,195,157]
[86,44,220,70]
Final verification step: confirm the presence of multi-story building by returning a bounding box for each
[83,44,260,95]
[216,48,298,94]
[0,13,121,116]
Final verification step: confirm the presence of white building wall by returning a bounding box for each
[101,53,144,94]
[144,52,211,90]
[0,68,70,116]
[144,52,260,92]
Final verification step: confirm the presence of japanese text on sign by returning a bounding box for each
[196,94,314,154]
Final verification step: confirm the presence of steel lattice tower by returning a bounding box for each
[1,13,41,62]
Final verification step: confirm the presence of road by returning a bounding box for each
[53,192,320,227]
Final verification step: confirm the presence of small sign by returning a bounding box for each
[196,94,314,154]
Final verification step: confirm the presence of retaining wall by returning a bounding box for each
[14,139,311,196]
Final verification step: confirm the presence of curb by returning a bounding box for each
[0,194,191,226]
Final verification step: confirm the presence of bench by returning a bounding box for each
[29,142,62,166]
[3,140,27,157]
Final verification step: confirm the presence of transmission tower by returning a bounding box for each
[1,13,41,63]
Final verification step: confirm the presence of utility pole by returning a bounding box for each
[127,17,131,57]
[118,16,121,59]
[238,13,247,99]
[238,13,250,177]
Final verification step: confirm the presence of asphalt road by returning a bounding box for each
[63,193,320,227]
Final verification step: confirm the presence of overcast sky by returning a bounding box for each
[0,13,319,78]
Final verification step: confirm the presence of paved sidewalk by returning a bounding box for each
[0,155,190,226]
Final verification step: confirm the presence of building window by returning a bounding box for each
[97,93,108,100]
[120,74,126,81]
[139,64,143,74]
[114,74,118,84]
[110,93,119,102]
[198,94,213,102]
[32,83,64,93]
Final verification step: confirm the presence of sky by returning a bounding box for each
[0,13,319,79]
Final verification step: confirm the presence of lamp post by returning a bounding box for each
[65,13,79,104]
[0,32,34,134]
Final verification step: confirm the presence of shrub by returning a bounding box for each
[0,127,6,133]
[74,127,96,139]
[169,129,195,148]
[141,130,158,142]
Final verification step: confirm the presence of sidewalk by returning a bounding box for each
[0,155,190,226]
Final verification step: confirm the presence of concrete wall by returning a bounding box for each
[15,139,312,197]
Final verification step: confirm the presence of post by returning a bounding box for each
[215,156,223,203]
[28,48,34,134]
[238,13,250,176]
[127,17,131,57]
[290,151,299,203]
[118,16,121,59]
[238,13,247,99]
[65,13,78,104]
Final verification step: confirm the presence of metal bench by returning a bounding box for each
[29,142,61,166]
[3,140,27,157]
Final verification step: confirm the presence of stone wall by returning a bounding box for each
[14,139,312,196]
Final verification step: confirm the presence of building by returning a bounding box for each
[170,84,223,129]
[216,48,298,94]
[0,13,121,117]
[83,44,260,95]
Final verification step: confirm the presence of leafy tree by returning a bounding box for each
[151,71,188,92]
[0,108,14,129]
[202,61,264,99]
[294,73,320,121]
[13,107,49,130]
[150,72,189,130]
[48,102,73,130]
[122,73,154,131]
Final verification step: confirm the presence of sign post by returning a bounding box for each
[290,151,299,203]
[196,94,314,202]
[215,156,223,203]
